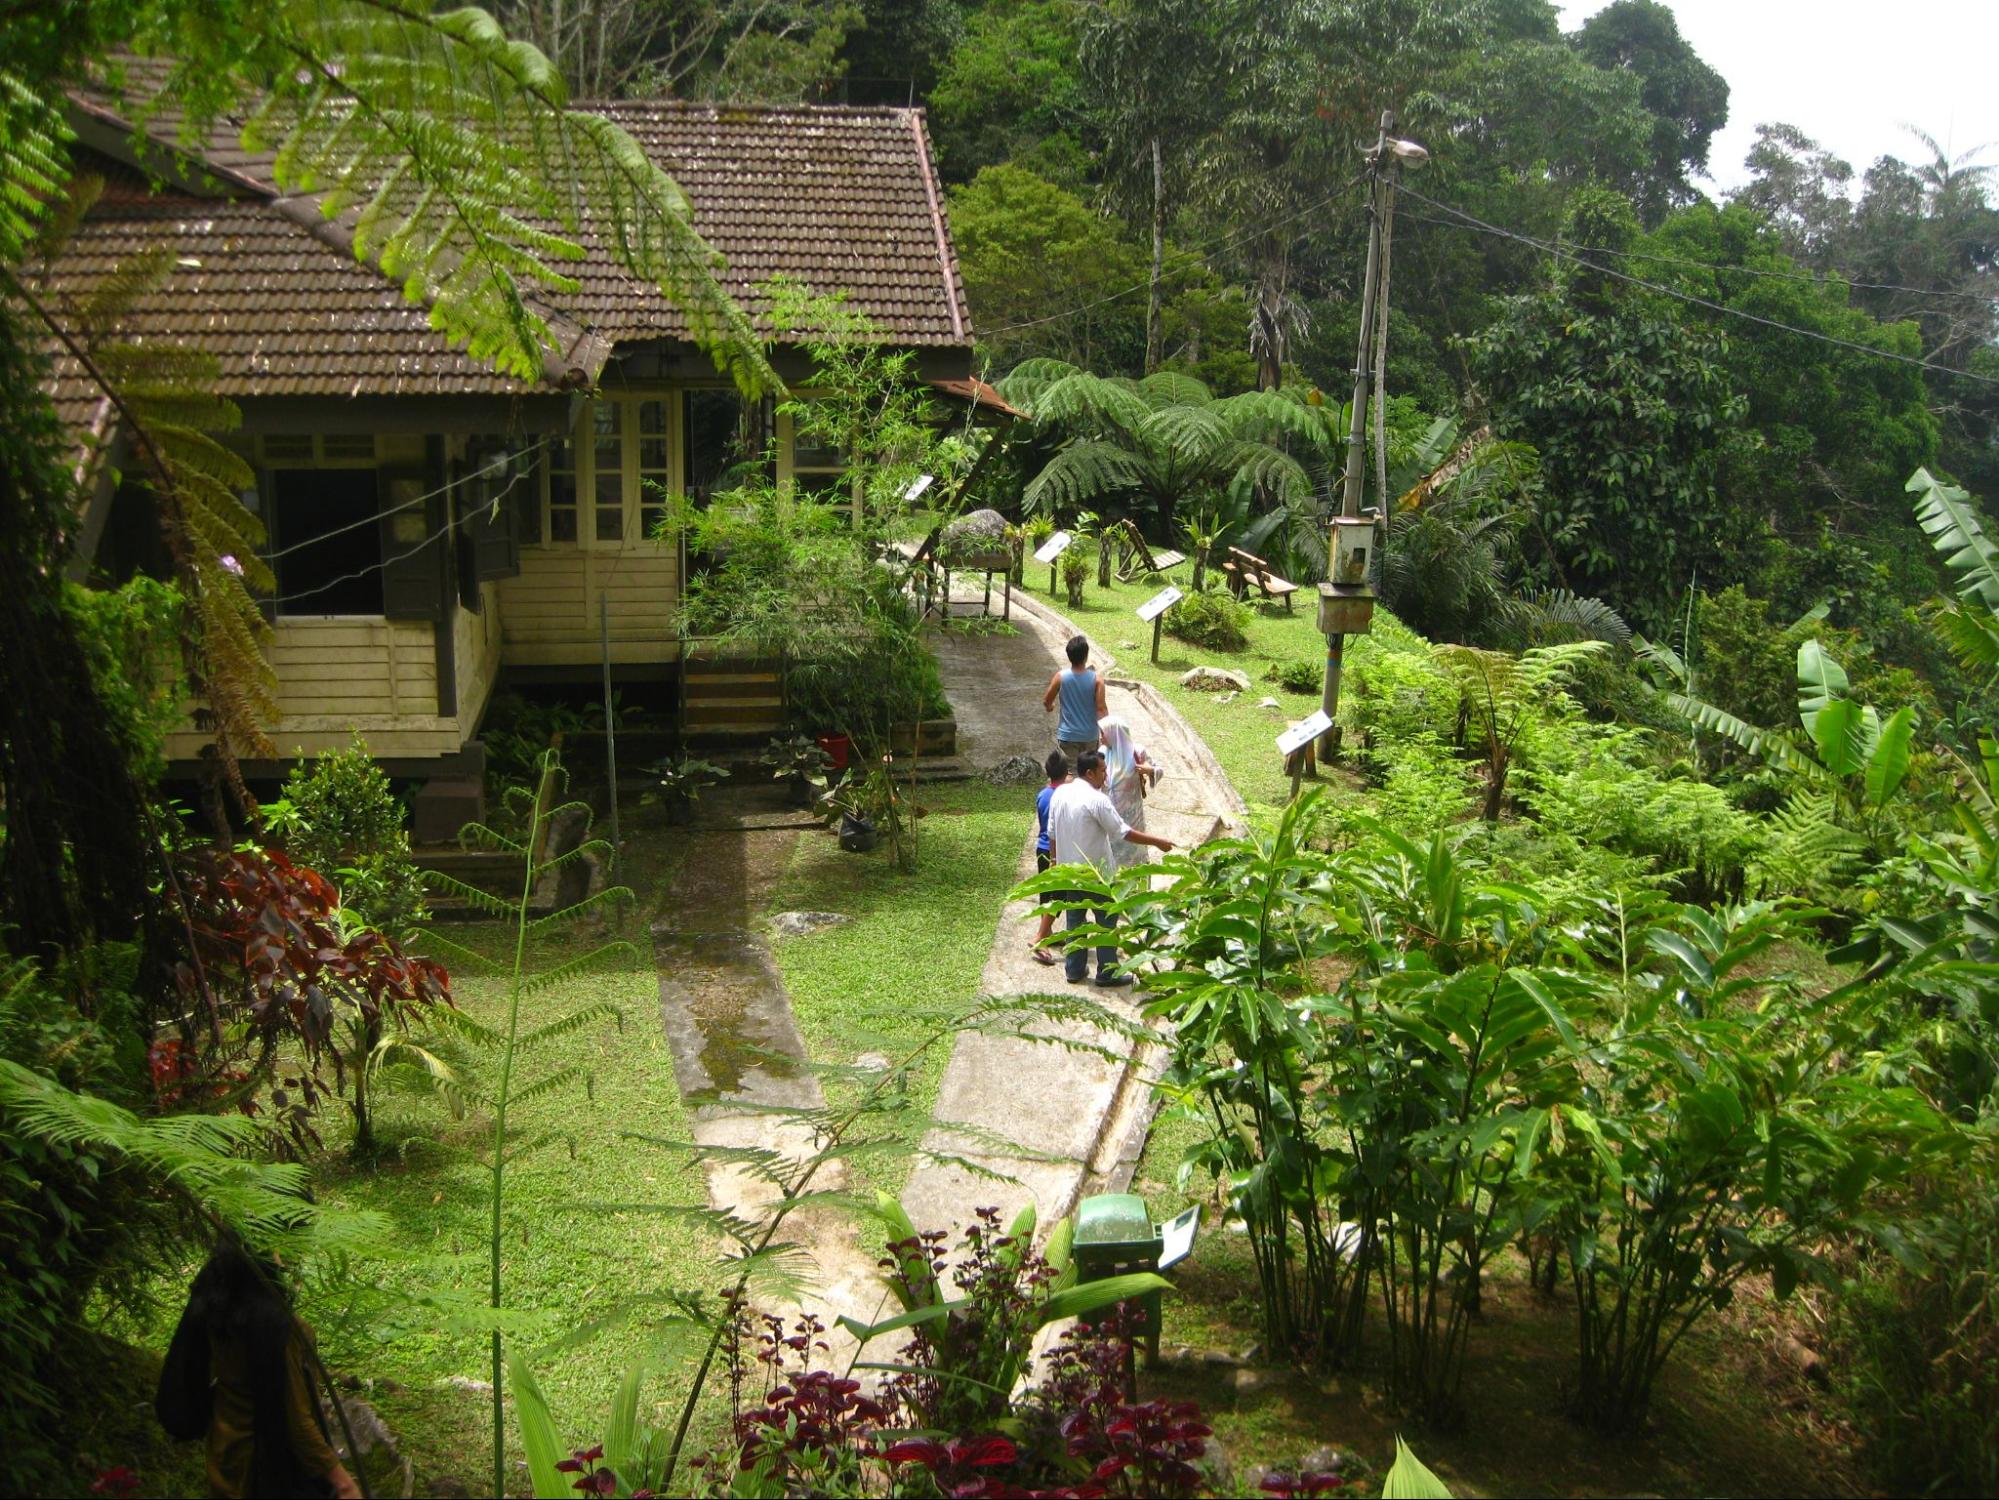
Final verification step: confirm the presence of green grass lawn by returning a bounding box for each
[767,773,1036,1197]
[1017,570,1384,820]
[307,918,724,1495]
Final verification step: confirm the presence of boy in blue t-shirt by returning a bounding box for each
[1031,749,1068,965]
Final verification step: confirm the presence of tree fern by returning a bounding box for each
[0,1058,388,1258]
[0,68,70,264]
[17,176,278,765]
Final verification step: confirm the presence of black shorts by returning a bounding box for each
[1037,852,1051,873]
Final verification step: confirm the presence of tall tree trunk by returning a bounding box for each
[1145,135,1166,375]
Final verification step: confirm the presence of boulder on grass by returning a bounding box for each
[939,508,1012,566]
[1180,666,1251,692]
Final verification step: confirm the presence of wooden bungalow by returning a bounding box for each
[42,79,1002,803]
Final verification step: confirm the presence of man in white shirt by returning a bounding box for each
[1045,749,1175,986]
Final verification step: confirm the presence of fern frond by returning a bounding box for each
[1216,387,1337,450]
[0,1059,386,1257]
[420,1004,505,1048]
[0,69,71,263]
[1135,370,1212,409]
[521,942,641,993]
[1139,402,1228,463]
[1021,440,1149,514]
[591,1202,765,1243]
[420,871,520,918]
[190,2,772,390]
[413,929,506,975]
[1012,370,1151,431]
[516,1001,623,1049]
[454,821,527,855]
[508,1062,597,1108]
[525,886,634,937]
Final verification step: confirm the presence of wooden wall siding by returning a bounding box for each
[163,617,465,761]
[455,581,504,727]
[495,546,681,667]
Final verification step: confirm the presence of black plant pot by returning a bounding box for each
[786,773,818,809]
[666,794,694,827]
[839,813,878,853]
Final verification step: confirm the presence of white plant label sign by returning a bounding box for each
[902,473,935,502]
[1136,585,1183,622]
[1033,530,1072,564]
[1276,709,1332,757]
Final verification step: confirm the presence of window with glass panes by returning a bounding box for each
[535,394,677,547]
[788,398,847,500]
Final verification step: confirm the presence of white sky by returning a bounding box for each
[1555,0,1999,194]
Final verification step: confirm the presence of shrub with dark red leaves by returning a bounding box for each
[164,846,451,1146]
[1257,1472,1347,1497]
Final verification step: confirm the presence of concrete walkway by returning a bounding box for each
[650,785,886,1349]
[647,581,1247,1346]
[900,579,1245,1238]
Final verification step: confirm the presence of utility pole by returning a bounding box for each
[1318,110,1420,757]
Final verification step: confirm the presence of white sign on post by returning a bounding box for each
[901,473,935,502]
[1276,709,1333,757]
[1136,585,1183,623]
[1033,530,1073,564]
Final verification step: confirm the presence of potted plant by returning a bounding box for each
[760,734,833,808]
[654,754,728,826]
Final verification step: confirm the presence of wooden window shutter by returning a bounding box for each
[378,466,449,621]
[469,448,522,582]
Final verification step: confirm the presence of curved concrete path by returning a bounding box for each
[899,579,1245,1239]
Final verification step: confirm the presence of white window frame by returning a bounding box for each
[534,392,680,550]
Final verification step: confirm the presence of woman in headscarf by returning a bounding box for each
[156,1236,361,1499]
[1098,714,1161,868]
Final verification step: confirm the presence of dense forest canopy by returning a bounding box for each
[472,0,1998,664]
[4,2,1999,1497]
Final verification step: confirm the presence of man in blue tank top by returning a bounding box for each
[1043,634,1106,763]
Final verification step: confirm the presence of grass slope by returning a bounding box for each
[1020,571,1385,820]
[767,774,1035,1197]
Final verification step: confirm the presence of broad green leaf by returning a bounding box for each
[1864,706,1916,809]
[1810,696,1864,779]
[508,1355,571,1500]
[1382,1436,1454,1498]
[1645,930,1713,989]
[1039,1271,1173,1323]
[1795,638,1849,732]
[605,1362,645,1483]
[838,1297,967,1345]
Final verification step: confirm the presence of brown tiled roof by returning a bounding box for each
[45,81,972,414]
[42,165,528,412]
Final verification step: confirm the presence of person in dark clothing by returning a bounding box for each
[156,1237,361,1500]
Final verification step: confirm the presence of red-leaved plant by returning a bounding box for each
[166,846,451,1150]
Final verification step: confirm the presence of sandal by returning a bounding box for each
[1031,946,1060,966]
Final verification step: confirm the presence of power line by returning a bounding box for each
[1554,239,1996,305]
[978,172,1369,340]
[263,433,554,561]
[266,456,538,608]
[1396,185,1999,391]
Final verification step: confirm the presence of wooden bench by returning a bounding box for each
[1111,519,1187,581]
[1220,545,1300,610]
